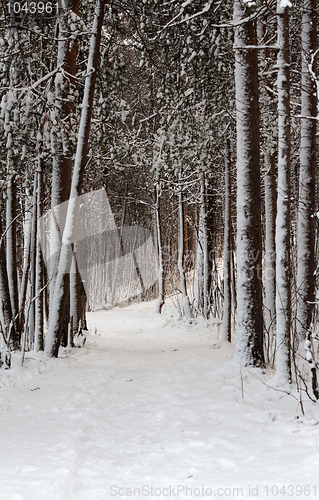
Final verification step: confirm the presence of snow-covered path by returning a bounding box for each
[0,301,319,500]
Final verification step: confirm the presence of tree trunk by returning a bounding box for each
[233,0,264,366]
[45,0,106,357]
[296,0,317,344]
[222,139,232,343]
[194,168,208,317]
[81,282,88,331]
[69,250,79,347]
[29,173,38,348]
[264,154,277,363]
[154,184,165,313]
[178,170,191,318]
[0,214,14,350]
[6,176,19,346]
[275,1,292,382]
[34,162,44,352]
[49,11,78,340]
[19,190,32,343]
[297,0,318,400]
[258,2,277,364]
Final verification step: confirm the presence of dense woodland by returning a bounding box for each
[0,0,318,401]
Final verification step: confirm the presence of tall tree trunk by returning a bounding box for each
[154,184,165,313]
[264,154,277,363]
[201,170,208,318]
[45,0,106,357]
[6,176,19,346]
[275,1,292,382]
[0,213,14,351]
[19,190,32,342]
[34,162,44,352]
[297,0,318,400]
[194,207,203,314]
[259,2,277,364]
[194,168,208,317]
[233,0,264,366]
[296,0,317,343]
[222,139,232,343]
[29,173,38,348]
[110,187,128,306]
[49,10,79,341]
[178,170,191,318]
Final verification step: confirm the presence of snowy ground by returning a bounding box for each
[0,300,319,500]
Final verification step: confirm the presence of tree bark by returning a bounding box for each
[297,0,318,400]
[194,168,208,317]
[19,190,32,343]
[6,176,19,346]
[233,0,264,366]
[69,250,79,346]
[49,6,80,342]
[154,184,165,313]
[275,1,292,382]
[0,213,14,349]
[222,139,232,343]
[29,173,38,348]
[264,154,277,363]
[178,170,191,318]
[34,162,44,352]
[258,1,277,364]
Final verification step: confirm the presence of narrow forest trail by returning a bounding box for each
[0,301,318,500]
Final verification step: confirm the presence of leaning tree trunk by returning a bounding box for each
[50,5,80,297]
[233,0,264,366]
[275,0,292,383]
[49,7,80,344]
[45,0,106,357]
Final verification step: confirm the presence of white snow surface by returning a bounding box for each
[0,300,318,500]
